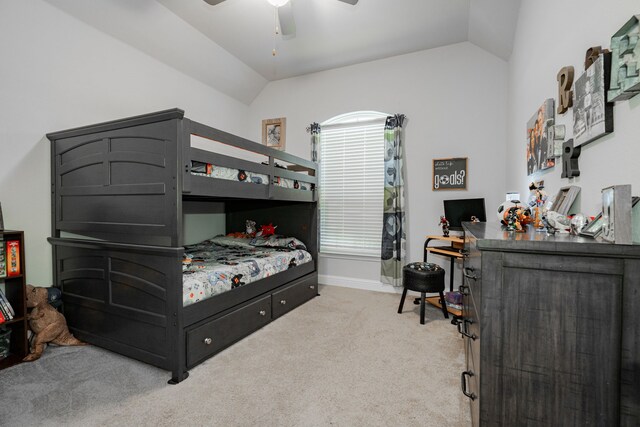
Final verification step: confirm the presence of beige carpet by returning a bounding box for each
[0,285,471,426]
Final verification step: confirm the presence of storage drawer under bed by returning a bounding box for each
[272,275,318,319]
[186,295,272,367]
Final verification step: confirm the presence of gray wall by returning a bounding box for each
[507,0,640,216]
[0,0,250,284]
[248,42,509,292]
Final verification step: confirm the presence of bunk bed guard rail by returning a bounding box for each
[47,108,318,246]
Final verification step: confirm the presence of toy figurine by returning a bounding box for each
[470,216,480,223]
[439,216,450,237]
[528,180,548,229]
[23,285,85,361]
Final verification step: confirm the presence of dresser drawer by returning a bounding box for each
[186,295,272,367]
[272,275,318,319]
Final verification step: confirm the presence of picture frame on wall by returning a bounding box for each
[573,53,614,147]
[526,98,555,175]
[0,202,4,230]
[432,157,467,191]
[262,117,286,151]
[601,184,632,244]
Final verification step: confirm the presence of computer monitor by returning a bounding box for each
[443,198,486,231]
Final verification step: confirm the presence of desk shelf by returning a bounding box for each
[424,235,466,292]
[426,246,464,258]
[425,296,462,317]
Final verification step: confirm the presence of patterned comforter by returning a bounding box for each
[191,161,313,191]
[182,236,312,307]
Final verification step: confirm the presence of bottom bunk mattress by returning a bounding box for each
[182,236,312,307]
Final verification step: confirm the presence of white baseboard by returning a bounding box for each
[318,274,402,294]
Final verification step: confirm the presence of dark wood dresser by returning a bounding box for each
[461,222,639,427]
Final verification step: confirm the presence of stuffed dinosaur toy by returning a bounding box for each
[23,285,85,361]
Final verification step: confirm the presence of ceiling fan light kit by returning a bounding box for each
[203,0,358,41]
[267,0,290,7]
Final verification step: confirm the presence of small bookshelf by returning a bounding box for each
[0,230,28,369]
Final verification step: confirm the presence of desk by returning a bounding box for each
[423,234,464,292]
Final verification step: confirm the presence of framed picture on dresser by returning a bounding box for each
[601,184,632,244]
[551,185,580,216]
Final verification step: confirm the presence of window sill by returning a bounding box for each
[319,252,380,262]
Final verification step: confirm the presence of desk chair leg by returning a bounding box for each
[439,291,449,319]
[420,292,426,325]
[398,287,408,314]
[449,257,455,292]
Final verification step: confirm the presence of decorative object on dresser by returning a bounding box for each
[550,185,580,216]
[601,184,632,244]
[579,212,604,238]
[556,66,575,114]
[262,117,286,150]
[23,285,85,362]
[0,230,28,369]
[432,157,467,191]
[608,15,640,102]
[560,139,580,178]
[47,109,318,383]
[526,99,555,175]
[461,222,639,426]
[573,53,614,147]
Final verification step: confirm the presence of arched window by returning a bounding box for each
[319,111,389,256]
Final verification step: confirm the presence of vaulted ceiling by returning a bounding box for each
[44,0,521,104]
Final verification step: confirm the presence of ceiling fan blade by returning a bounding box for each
[203,0,226,5]
[278,2,296,37]
[337,0,358,4]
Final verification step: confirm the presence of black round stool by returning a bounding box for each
[397,262,448,324]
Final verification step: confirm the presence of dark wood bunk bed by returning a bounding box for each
[47,109,318,383]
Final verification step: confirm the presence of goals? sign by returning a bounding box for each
[432,157,467,191]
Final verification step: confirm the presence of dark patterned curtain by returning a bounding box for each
[309,122,320,162]
[381,114,406,286]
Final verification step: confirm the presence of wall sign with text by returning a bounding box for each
[432,157,467,191]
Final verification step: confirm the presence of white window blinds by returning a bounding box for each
[320,119,385,256]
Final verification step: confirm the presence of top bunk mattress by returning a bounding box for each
[182,236,313,307]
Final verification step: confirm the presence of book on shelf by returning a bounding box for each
[0,290,14,320]
[445,301,463,311]
[0,236,5,277]
[6,240,20,277]
[444,291,462,305]
[0,308,5,324]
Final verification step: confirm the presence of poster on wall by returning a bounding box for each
[573,54,614,147]
[432,157,467,191]
[526,98,555,175]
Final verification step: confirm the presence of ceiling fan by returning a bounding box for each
[203,0,359,37]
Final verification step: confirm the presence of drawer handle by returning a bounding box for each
[456,318,477,340]
[259,310,266,316]
[463,267,477,281]
[461,371,477,400]
[309,285,315,290]
[459,284,470,296]
[280,299,287,305]
[203,337,213,345]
